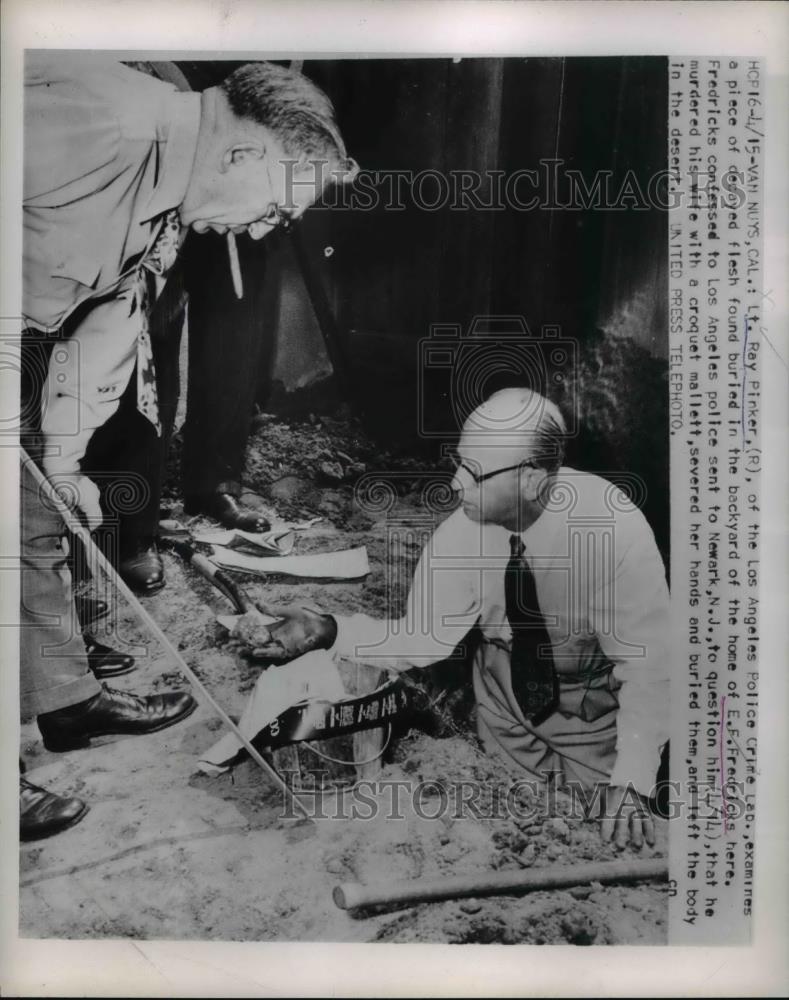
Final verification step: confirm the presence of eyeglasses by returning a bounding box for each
[262,158,300,233]
[260,202,298,232]
[450,454,537,486]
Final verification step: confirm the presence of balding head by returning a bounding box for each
[463,388,567,472]
[453,389,567,532]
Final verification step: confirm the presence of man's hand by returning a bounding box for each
[51,473,103,531]
[249,602,338,663]
[599,784,655,849]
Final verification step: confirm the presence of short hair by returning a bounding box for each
[220,62,355,180]
[471,388,568,473]
[527,400,567,472]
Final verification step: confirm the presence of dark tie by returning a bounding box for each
[504,534,559,725]
[134,210,184,433]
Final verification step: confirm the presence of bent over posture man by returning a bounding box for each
[255,389,671,848]
[20,52,354,838]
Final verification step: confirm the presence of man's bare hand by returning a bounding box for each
[599,784,655,850]
[249,602,338,663]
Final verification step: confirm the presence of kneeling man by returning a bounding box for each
[256,389,670,847]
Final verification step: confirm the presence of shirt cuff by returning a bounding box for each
[608,738,663,798]
[328,614,353,660]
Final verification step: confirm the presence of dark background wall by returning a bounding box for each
[174,56,669,555]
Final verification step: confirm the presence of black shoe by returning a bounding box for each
[184,491,271,533]
[75,594,111,628]
[84,635,136,679]
[119,539,165,595]
[38,685,197,752]
[20,777,89,841]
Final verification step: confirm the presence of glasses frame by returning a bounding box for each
[452,456,537,486]
[262,158,299,233]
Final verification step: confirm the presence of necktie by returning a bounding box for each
[134,210,183,433]
[504,534,559,725]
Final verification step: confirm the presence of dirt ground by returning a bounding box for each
[19,409,668,944]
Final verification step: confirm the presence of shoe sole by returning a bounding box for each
[41,698,198,753]
[20,801,90,842]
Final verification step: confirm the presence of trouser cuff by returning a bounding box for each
[22,671,101,718]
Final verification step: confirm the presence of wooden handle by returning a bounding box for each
[333,857,668,911]
[190,551,219,578]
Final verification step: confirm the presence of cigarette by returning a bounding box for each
[226,231,244,299]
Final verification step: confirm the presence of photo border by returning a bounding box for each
[1,2,786,996]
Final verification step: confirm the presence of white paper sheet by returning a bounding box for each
[198,649,345,773]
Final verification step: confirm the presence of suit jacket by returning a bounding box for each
[23,52,200,479]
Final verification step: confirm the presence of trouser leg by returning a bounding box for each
[20,457,101,717]
[149,261,187,495]
[20,328,88,590]
[79,265,186,555]
[82,370,162,558]
[181,230,272,498]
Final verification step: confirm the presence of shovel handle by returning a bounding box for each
[333,857,668,911]
[162,537,249,613]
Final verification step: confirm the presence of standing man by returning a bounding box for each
[79,60,291,600]
[252,388,671,848]
[20,52,355,838]
[180,227,275,532]
[26,53,355,589]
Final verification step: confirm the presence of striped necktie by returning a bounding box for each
[134,209,183,433]
[504,533,559,725]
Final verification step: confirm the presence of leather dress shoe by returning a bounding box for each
[20,777,89,841]
[37,685,197,752]
[184,491,271,533]
[75,594,110,628]
[84,635,136,679]
[119,540,165,594]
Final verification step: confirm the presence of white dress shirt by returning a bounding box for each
[332,467,670,796]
